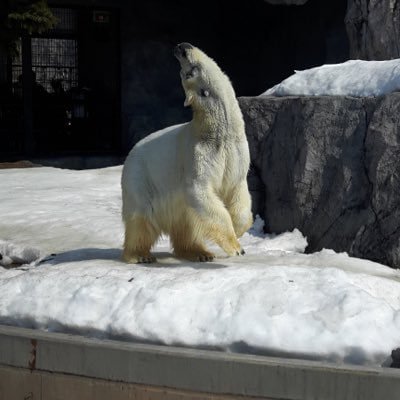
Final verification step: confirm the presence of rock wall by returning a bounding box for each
[239,94,400,268]
[345,0,400,60]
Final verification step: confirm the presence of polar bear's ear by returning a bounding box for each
[184,93,194,107]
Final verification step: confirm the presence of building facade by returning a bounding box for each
[0,0,348,163]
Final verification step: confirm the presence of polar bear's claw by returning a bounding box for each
[198,254,215,262]
[138,255,157,264]
[174,249,215,262]
[122,252,157,264]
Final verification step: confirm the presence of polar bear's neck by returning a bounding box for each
[191,96,245,141]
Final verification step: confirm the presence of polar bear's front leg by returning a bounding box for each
[189,188,244,257]
[123,215,160,263]
[227,180,254,238]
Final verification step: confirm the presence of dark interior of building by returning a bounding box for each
[0,0,349,163]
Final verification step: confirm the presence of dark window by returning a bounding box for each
[2,6,120,159]
[12,8,79,95]
[31,38,78,93]
[50,7,78,33]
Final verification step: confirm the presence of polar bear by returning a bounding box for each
[121,42,253,263]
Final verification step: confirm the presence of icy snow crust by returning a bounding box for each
[0,166,399,366]
[262,59,400,97]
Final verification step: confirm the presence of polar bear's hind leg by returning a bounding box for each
[170,214,215,262]
[173,243,215,262]
[123,215,160,263]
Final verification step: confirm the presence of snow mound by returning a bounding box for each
[1,166,400,367]
[248,214,265,235]
[243,215,308,254]
[262,59,400,97]
[0,240,41,267]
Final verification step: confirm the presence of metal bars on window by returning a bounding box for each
[31,38,78,93]
[50,8,78,34]
[11,8,79,94]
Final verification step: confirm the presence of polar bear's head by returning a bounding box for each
[174,42,237,114]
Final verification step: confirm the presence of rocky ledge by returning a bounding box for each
[239,94,400,268]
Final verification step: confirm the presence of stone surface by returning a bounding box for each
[345,0,400,60]
[0,366,253,400]
[392,348,400,368]
[2,325,400,400]
[239,94,400,268]
[0,366,42,400]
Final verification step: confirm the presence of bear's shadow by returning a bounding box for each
[41,248,227,270]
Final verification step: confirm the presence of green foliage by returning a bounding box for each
[8,0,58,35]
[0,1,58,58]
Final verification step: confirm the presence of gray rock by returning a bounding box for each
[345,0,400,60]
[355,95,400,266]
[239,94,400,268]
[391,348,400,368]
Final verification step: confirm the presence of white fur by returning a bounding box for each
[121,44,253,263]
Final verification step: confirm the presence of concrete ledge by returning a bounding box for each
[0,324,399,399]
[0,365,251,400]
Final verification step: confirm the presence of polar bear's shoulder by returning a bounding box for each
[126,122,190,165]
[136,122,189,148]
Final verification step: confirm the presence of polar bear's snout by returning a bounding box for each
[174,42,194,59]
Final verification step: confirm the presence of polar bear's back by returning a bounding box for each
[121,122,190,221]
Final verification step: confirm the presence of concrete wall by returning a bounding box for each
[0,365,254,400]
[1,325,400,400]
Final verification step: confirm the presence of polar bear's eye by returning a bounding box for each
[200,89,210,97]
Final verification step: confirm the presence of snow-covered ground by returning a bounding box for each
[0,166,399,367]
[262,58,400,97]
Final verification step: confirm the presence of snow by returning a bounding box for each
[261,58,400,97]
[0,166,400,367]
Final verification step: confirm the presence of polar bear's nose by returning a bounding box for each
[175,42,193,58]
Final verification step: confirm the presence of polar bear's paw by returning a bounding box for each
[137,255,157,264]
[174,248,215,262]
[122,252,157,264]
[230,248,245,257]
[218,235,246,258]
[197,253,215,262]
